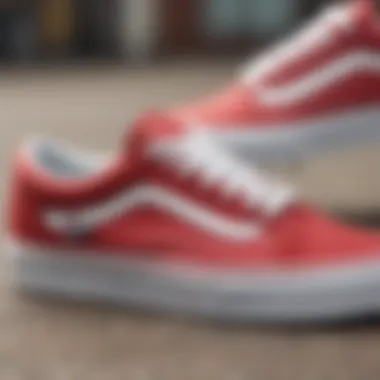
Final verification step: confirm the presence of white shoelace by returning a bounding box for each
[151,131,295,215]
[241,3,354,83]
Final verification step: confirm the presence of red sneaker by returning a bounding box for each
[6,114,380,322]
[171,0,380,162]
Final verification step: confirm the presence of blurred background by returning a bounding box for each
[2,1,380,379]
[0,0,330,63]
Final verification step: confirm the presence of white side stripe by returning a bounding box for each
[256,51,380,107]
[44,185,261,241]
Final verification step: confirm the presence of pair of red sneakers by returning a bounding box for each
[7,0,380,322]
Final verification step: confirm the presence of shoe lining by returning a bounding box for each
[28,139,110,179]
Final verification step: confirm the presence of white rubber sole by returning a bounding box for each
[7,240,380,323]
[213,107,380,162]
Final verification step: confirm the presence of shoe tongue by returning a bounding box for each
[356,0,376,16]
[123,112,189,163]
[240,0,376,83]
[341,0,376,29]
[308,0,374,36]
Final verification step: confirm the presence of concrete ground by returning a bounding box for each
[1,62,380,379]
